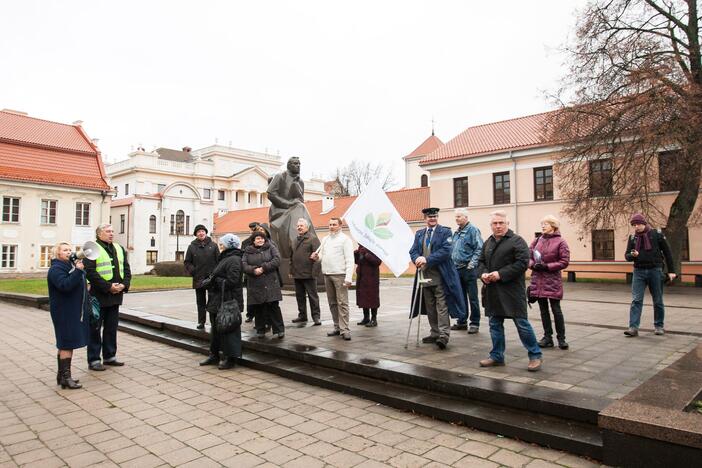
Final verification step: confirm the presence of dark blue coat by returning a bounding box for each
[47,259,90,349]
[409,225,466,319]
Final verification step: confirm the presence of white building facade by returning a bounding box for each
[106,145,325,274]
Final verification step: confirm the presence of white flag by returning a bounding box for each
[342,180,414,277]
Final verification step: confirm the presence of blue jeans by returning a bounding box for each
[87,304,119,365]
[488,316,542,362]
[629,268,665,329]
[457,267,481,327]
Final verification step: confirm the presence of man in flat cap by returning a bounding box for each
[409,208,466,349]
[185,224,219,329]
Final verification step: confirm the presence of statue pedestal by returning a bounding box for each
[278,259,326,292]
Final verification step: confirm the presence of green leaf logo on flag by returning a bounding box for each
[365,212,394,239]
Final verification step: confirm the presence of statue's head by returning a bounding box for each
[287,157,301,175]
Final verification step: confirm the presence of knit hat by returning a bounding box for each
[630,213,647,226]
[252,231,267,241]
[193,224,208,235]
[219,233,241,250]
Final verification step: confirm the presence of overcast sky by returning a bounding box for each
[1,0,588,184]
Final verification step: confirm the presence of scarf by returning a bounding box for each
[634,226,652,251]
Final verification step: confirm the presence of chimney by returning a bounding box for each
[182,146,192,153]
[321,195,334,214]
[73,120,83,126]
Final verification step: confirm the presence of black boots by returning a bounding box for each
[58,357,82,389]
[366,309,377,327]
[357,309,370,326]
[57,355,79,385]
[218,358,236,370]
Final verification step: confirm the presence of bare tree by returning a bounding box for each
[549,0,701,280]
[329,160,397,197]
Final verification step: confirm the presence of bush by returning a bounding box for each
[152,261,189,277]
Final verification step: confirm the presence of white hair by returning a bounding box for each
[96,223,112,237]
[296,218,309,228]
[455,208,469,218]
[489,210,508,219]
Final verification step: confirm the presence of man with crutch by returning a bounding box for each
[408,207,465,350]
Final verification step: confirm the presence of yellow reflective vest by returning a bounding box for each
[94,242,125,281]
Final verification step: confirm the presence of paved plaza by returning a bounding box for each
[0,302,606,467]
[124,279,702,400]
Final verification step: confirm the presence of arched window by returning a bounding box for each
[149,215,157,233]
[420,174,428,187]
[176,210,185,235]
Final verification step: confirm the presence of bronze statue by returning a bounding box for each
[267,157,317,259]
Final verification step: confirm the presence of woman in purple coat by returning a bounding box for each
[529,215,570,350]
[354,244,381,327]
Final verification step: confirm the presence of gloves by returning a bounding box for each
[532,263,548,272]
[199,276,212,289]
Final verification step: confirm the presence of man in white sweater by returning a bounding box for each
[311,217,355,340]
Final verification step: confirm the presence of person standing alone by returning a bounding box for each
[84,223,131,371]
[185,224,219,329]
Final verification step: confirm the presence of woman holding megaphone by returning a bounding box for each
[47,242,92,389]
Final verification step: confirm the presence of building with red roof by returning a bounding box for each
[0,109,112,274]
[403,133,443,189]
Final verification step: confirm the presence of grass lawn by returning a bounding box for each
[0,275,192,296]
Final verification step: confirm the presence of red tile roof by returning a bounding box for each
[0,111,110,191]
[404,134,444,159]
[420,111,557,164]
[215,187,429,234]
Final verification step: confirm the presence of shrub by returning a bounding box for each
[152,261,189,277]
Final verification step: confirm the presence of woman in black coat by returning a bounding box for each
[199,234,244,370]
[242,232,285,339]
[47,242,90,389]
[354,244,381,327]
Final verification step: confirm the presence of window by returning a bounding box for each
[157,183,166,193]
[39,246,52,268]
[113,186,118,197]
[120,214,125,234]
[592,230,615,260]
[175,210,185,235]
[75,202,90,226]
[589,159,613,197]
[533,166,553,201]
[186,215,190,235]
[203,188,211,199]
[235,192,239,202]
[146,250,158,265]
[1,245,17,268]
[149,215,157,233]
[125,183,129,196]
[493,172,510,205]
[41,199,57,224]
[170,214,175,234]
[658,150,683,192]
[260,194,264,204]
[218,190,225,201]
[150,237,156,247]
[248,193,251,203]
[453,177,469,207]
[663,227,690,262]
[420,174,428,187]
[2,197,20,223]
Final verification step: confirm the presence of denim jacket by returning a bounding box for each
[451,222,483,269]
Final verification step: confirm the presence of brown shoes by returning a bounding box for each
[527,359,542,372]
[479,358,505,367]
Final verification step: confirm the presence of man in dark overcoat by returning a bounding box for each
[478,210,542,371]
[409,207,465,349]
[290,217,322,325]
[184,224,219,329]
[84,223,131,371]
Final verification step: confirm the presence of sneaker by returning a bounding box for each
[450,323,467,330]
[538,336,554,348]
[342,334,352,341]
[527,358,543,372]
[468,326,479,334]
[479,358,505,367]
[624,327,639,337]
[654,327,665,336]
[292,317,308,323]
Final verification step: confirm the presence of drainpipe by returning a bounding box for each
[509,151,519,233]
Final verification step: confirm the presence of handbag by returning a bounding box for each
[216,286,242,333]
[90,296,101,325]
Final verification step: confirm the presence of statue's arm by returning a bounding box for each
[266,175,292,209]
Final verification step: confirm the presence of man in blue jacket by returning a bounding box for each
[409,207,466,349]
[451,208,483,334]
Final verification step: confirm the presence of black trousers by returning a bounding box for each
[195,287,209,325]
[294,278,320,321]
[537,298,566,340]
[253,302,284,334]
[88,304,119,365]
[208,312,242,359]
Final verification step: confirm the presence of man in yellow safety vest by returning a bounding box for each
[84,223,131,371]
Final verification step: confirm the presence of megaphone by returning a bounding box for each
[70,240,100,263]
